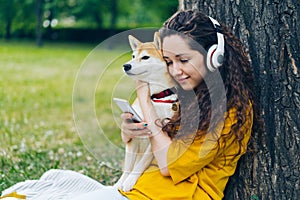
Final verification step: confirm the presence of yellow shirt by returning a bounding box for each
[120,106,253,200]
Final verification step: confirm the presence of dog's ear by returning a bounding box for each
[153,32,162,50]
[128,35,141,51]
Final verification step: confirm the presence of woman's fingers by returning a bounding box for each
[120,113,151,137]
[121,112,133,121]
[123,129,151,138]
[121,121,149,133]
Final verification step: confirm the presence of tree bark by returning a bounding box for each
[179,0,300,199]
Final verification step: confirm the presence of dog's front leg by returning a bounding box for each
[114,139,139,189]
[122,144,153,192]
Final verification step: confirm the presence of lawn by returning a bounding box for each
[0,40,132,192]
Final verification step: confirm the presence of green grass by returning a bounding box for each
[0,40,132,192]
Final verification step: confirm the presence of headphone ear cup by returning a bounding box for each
[206,44,218,72]
[206,44,224,72]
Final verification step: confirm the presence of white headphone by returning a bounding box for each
[206,17,225,72]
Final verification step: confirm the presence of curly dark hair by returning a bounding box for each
[159,10,263,155]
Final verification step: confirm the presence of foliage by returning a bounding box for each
[0,0,36,38]
[0,0,179,39]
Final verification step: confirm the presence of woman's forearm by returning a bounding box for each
[149,130,171,176]
[139,97,172,176]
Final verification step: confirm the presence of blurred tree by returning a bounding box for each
[39,0,178,29]
[140,0,178,23]
[68,0,111,29]
[0,0,17,40]
[110,0,117,32]
[18,0,36,36]
[0,0,36,40]
[43,0,54,38]
[0,0,178,41]
[116,0,178,28]
[36,0,44,46]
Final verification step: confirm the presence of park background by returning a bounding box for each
[1,0,299,199]
[0,0,178,192]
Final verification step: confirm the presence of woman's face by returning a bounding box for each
[162,35,207,90]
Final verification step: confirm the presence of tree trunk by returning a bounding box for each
[179,0,300,199]
[47,0,54,40]
[3,1,14,40]
[36,0,43,47]
[107,0,118,47]
[5,18,12,40]
[110,0,118,34]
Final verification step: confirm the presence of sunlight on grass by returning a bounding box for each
[0,41,89,149]
[0,40,130,191]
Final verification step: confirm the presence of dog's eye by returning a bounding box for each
[166,61,173,66]
[164,59,172,66]
[132,55,135,59]
[141,56,150,60]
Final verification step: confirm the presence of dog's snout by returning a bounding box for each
[123,64,132,72]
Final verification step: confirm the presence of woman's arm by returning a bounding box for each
[135,81,172,176]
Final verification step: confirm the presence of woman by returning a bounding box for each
[1,10,261,200]
[118,10,261,200]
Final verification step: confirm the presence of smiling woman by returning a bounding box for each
[118,10,263,200]
[162,35,208,90]
[1,9,263,200]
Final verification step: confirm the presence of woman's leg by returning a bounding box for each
[1,169,109,200]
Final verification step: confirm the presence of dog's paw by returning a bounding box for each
[122,174,140,192]
[121,183,134,192]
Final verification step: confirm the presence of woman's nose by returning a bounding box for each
[172,62,183,75]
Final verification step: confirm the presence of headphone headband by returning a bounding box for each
[208,17,224,54]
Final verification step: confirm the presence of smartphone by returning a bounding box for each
[113,98,142,122]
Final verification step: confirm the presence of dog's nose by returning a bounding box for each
[123,64,132,71]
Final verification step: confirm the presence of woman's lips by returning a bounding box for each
[177,76,190,82]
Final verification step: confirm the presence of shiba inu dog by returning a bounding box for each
[114,32,178,191]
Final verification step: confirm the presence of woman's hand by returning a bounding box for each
[120,112,151,143]
[119,80,152,144]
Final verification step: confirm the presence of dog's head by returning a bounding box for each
[124,32,173,87]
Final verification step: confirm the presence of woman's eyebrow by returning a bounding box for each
[163,53,189,59]
[176,54,188,57]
